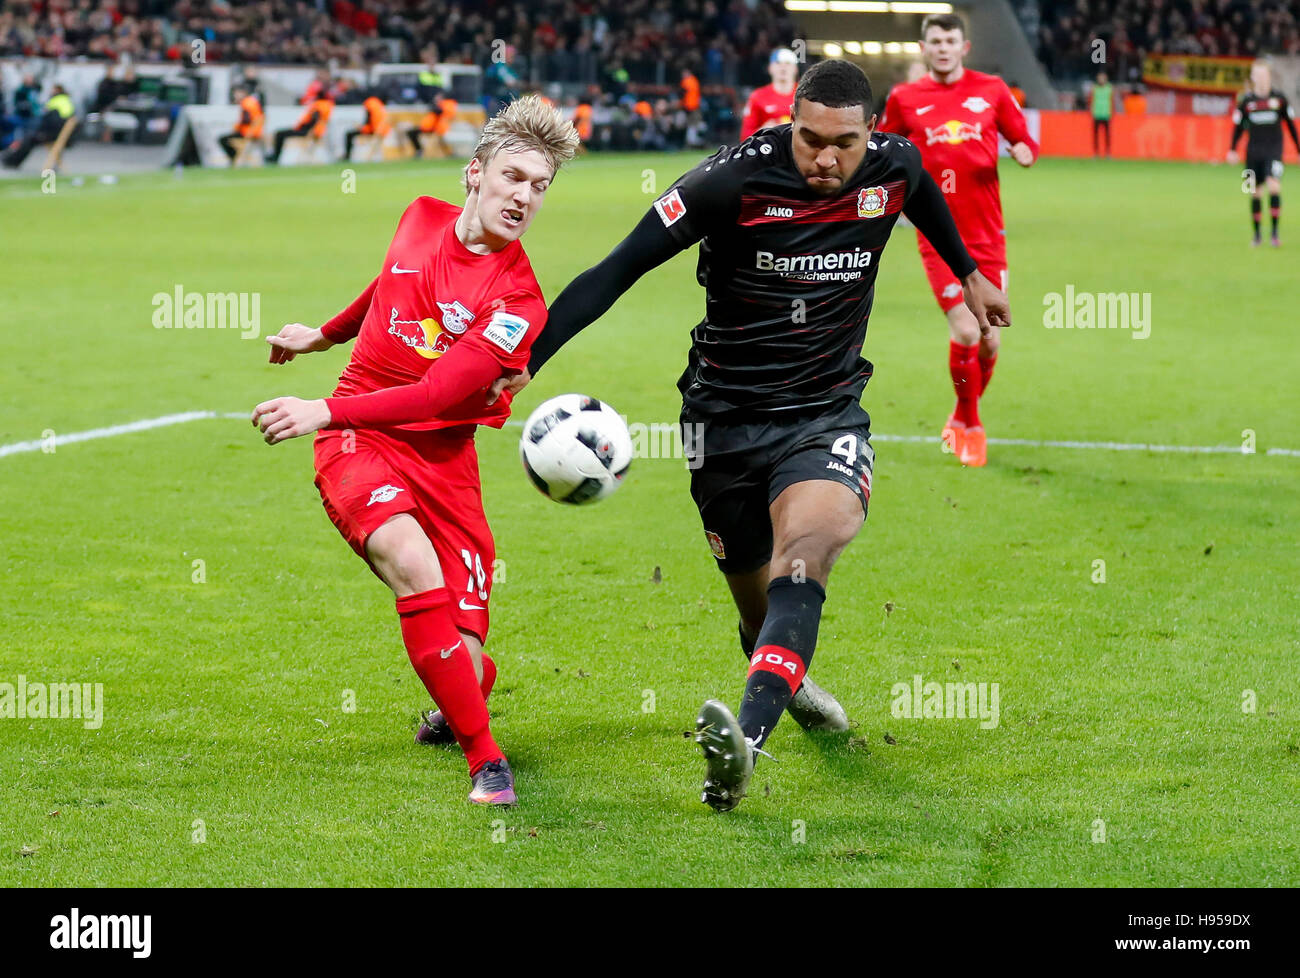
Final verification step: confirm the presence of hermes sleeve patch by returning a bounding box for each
[483,311,530,353]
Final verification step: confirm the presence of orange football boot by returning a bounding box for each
[959,425,987,467]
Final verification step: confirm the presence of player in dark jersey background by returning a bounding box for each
[490,60,1009,812]
[1227,60,1299,247]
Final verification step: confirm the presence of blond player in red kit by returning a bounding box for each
[250,96,579,806]
[740,48,799,140]
[881,13,1038,466]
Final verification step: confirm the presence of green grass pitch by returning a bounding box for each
[1,153,1296,886]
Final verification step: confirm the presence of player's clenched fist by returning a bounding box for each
[252,396,332,445]
[266,323,334,364]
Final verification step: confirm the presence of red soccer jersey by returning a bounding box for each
[329,196,545,431]
[880,69,1038,249]
[740,83,795,140]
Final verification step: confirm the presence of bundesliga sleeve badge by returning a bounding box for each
[654,189,687,227]
[484,312,530,353]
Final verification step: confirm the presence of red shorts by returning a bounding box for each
[918,232,1008,312]
[313,426,495,643]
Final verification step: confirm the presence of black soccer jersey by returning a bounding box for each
[653,125,949,415]
[530,124,977,419]
[1231,89,1300,162]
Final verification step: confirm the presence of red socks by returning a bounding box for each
[949,340,981,427]
[396,588,502,775]
[479,652,497,700]
[978,352,997,395]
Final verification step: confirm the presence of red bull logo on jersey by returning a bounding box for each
[388,306,452,359]
[856,185,888,218]
[925,120,983,145]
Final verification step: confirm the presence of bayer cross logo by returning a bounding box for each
[857,185,887,219]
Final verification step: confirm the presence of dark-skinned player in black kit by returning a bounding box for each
[489,60,1011,812]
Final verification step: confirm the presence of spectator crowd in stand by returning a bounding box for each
[1036,0,1300,83]
[3,1,808,154]
[1,0,801,89]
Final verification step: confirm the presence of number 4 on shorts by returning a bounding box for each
[831,434,858,466]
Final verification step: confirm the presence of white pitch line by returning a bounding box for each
[869,432,1300,457]
[0,410,248,458]
[1,411,1296,459]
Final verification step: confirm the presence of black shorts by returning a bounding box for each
[1246,157,1283,184]
[680,401,874,575]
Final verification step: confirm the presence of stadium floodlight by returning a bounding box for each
[828,1,890,11]
[843,41,863,54]
[822,42,844,56]
[783,1,829,11]
[884,41,904,53]
[863,41,884,54]
[888,2,954,12]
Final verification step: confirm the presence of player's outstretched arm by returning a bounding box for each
[266,275,380,364]
[252,335,505,444]
[904,169,977,282]
[526,206,687,375]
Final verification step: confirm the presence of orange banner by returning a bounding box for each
[1036,111,1300,163]
[1142,54,1253,94]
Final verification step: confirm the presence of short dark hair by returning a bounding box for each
[921,13,966,38]
[793,59,874,121]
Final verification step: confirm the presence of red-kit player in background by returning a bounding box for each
[250,96,580,806]
[740,47,799,140]
[881,13,1038,467]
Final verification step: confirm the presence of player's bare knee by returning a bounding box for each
[367,517,442,595]
[947,305,980,346]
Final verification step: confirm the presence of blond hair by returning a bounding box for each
[463,93,580,194]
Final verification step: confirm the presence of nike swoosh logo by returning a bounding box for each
[916,105,935,115]
[390,261,419,275]
[439,640,463,659]
[458,599,485,611]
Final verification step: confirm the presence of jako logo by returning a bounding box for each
[890,674,1000,729]
[152,286,261,339]
[50,908,151,958]
[764,206,794,217]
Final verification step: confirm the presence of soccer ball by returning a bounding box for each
[519,394,633,504]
